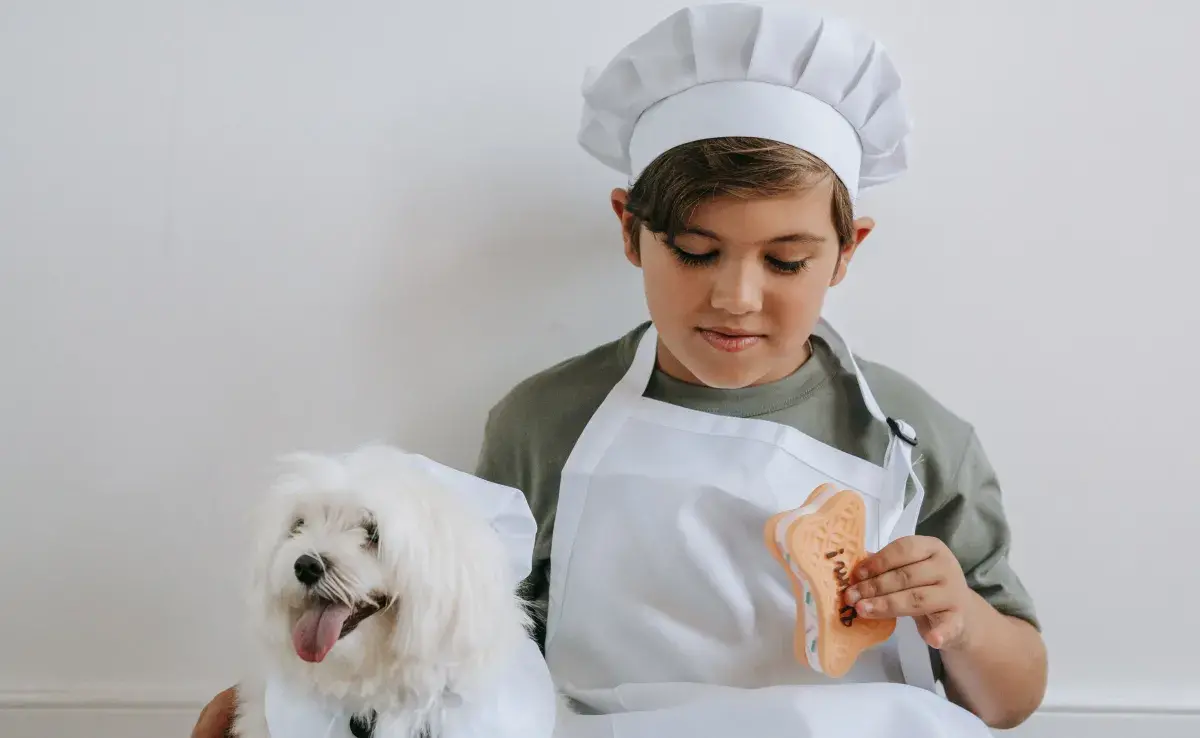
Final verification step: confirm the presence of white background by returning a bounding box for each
[1,0,1197,734]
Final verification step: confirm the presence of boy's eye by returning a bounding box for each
[768,256,810,274]
[667,241,717,267]
[667,243,710,267]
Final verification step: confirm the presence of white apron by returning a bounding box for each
[545,320,991,738]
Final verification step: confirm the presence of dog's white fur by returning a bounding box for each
[230,444,552,738]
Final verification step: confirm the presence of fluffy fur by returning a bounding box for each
[230,444,552,738]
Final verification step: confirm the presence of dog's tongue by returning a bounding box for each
[292,602,352,663]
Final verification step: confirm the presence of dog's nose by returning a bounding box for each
[293,554,325,586]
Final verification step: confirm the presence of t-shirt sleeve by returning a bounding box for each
[473,405,551,649]
[919,429,1040,631]
[473,407,516,488]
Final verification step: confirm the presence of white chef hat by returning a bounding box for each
[577,2,912,200]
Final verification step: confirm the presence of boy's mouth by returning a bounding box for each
[697,327,764,352]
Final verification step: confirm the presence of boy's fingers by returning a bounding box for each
[844,559,941,604]
[924,611,964,650]
[856,585,950,618]
[853,536,938,583]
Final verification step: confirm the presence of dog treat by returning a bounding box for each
[764,484,896,678]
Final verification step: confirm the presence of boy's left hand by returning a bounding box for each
[843,535,976,651]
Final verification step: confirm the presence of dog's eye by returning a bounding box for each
[289,517,304,535]
[362,519,378,548]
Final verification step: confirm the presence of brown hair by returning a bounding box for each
[623,137,855,252]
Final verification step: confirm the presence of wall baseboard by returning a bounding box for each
[1000,707,1200,738]
[2,688,1198,738]
[0,686,214,738]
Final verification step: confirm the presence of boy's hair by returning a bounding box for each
[623,137,855,253]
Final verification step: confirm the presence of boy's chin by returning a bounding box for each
[680,356,769,390]
[694,373,761,391]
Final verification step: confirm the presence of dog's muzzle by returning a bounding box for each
[288,552,392,663]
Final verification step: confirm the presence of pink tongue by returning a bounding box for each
[292,602,353,663]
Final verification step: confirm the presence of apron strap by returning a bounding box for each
[832,323,937,693]
[815,319,917,439]
[613,322,661,399]
[883,434,937,692]
[881,426,922,540]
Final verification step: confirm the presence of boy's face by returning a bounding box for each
[614,181,872,389]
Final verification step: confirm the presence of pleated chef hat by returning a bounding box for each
[577,2,912,200]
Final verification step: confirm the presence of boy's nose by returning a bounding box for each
[710,262,763,315]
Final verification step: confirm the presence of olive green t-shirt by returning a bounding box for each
[474,321,1039,662]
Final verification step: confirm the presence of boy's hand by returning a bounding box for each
[843,535,976,651]
[190,687,237,738]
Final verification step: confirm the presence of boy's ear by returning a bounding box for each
[831,216,875,286]
[611,188,642,267]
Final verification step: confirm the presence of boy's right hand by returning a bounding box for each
[190,687,237,738]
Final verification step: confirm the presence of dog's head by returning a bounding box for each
[261,486,391,666]
[247,445,526,697]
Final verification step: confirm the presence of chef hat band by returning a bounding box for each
[628,80,863,196]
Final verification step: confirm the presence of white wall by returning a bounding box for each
[1,1,1196,735]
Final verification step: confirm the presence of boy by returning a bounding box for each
[474,1,1047,731]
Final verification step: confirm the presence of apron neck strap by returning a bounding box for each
[814,318,919,447]
[614,322,661,399]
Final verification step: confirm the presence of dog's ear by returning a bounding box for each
[379,491,524,677]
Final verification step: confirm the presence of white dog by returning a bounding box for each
[229,444,562,738]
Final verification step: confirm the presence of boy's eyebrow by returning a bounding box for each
[681,226,829,245]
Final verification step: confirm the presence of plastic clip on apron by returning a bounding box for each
[545,321,990,738]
